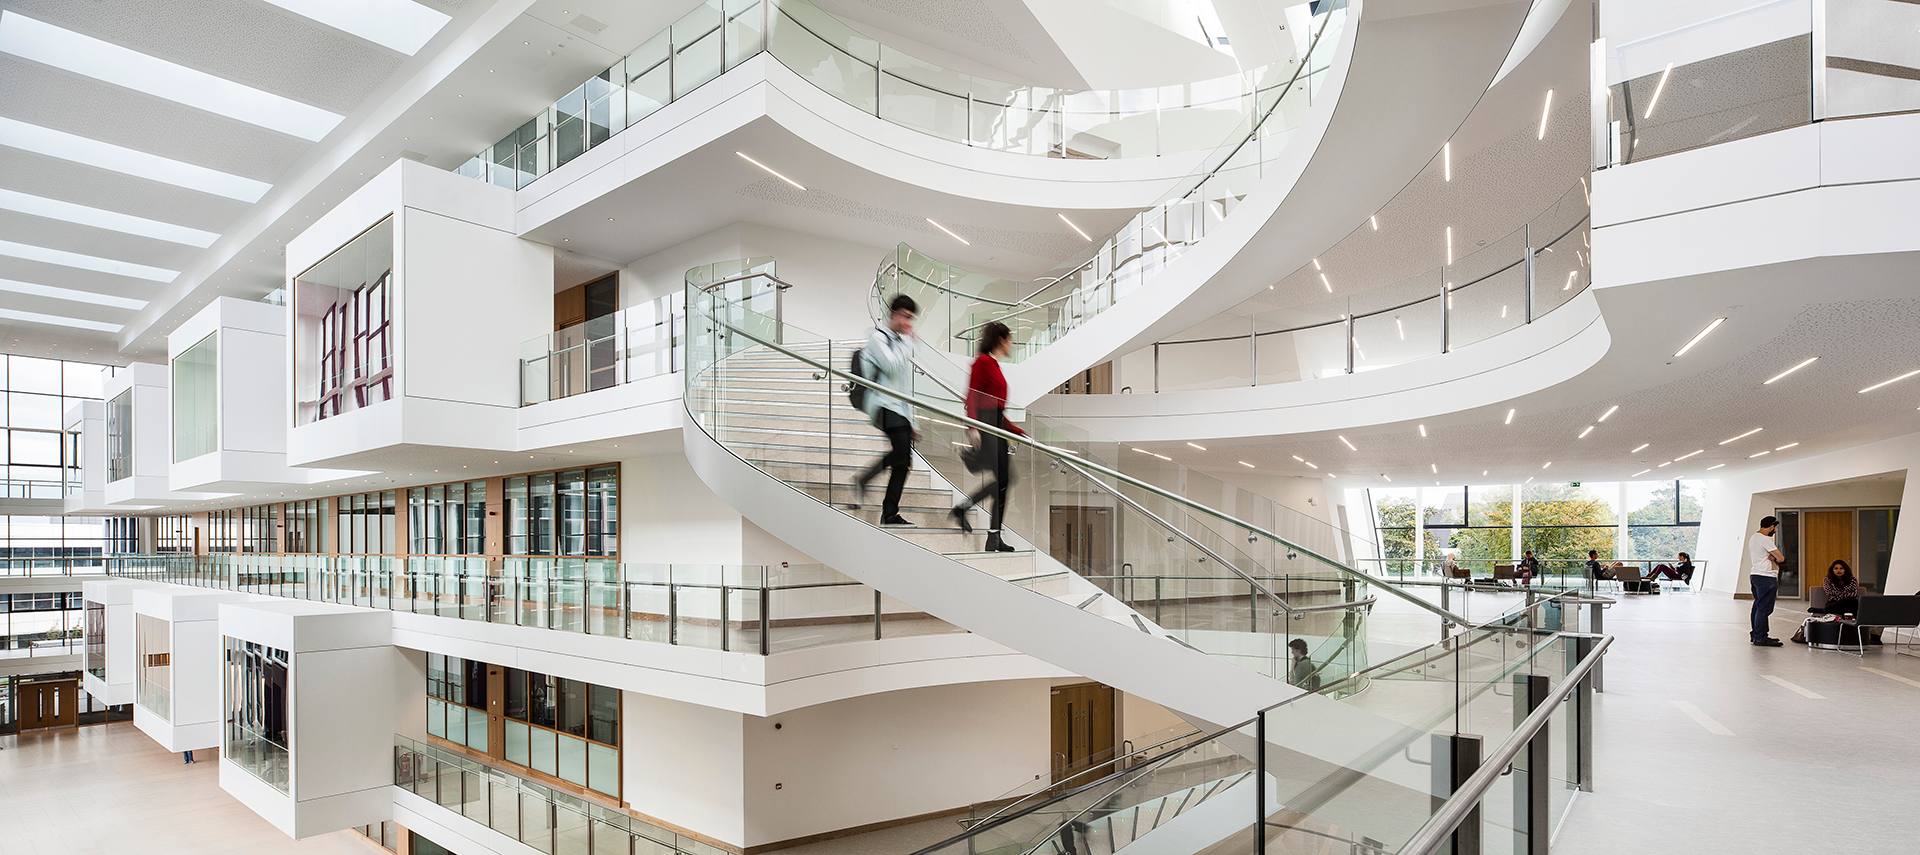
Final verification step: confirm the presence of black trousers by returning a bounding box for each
[963,408,1014,535]
[859,409,914,517]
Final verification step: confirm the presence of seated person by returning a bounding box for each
[1518,550,1540,586]
[1822,559,1861,616]
[1585,550,1606,580]
[1647,553,1695,582]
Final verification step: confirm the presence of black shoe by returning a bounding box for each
[880,515,916,527]
[984,533,1017,553]
[1752,638,1784,647]
[949,506,973,533]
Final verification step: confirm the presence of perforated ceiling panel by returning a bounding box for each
[736,176,1088,260]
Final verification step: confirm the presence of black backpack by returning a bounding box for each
[847,347,868,411]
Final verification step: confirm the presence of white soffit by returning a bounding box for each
[0,278,148,311]
[0,189,219,248]
[261,0,452,56]
[0,117,273,202]
[0,239,179,283]
[0,307,123,333]
[0,11,345,142]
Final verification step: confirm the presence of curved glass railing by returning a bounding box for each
[458,0,1348,189]
[686,270,1385,684]
[871,2,1351,364]
[1149,181,1591,391]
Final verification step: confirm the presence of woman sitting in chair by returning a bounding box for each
[1823,560,1861,616]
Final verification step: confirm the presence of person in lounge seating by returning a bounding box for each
[1649,552,1696,583]
[1822,559,1861,616]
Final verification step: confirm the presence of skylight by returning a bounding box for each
[0,307,123,333]
[0,12,344,141]
[0,238,179,282]
[0,277,148,310]
[0,188,218,247]
[261,0,451,56]
[0,117,271,202]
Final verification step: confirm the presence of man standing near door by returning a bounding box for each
[1750,516,1785,646]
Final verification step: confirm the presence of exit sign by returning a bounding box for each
[1570,481,1581,487]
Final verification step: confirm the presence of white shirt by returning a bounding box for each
[1748,532,1779,578]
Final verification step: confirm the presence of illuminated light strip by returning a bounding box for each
[1538,88,1554,139]
[1632,443,1649,452]
[1239,461,1256,468]
[1541,461,1552,469]
[736,152,804,190]
[260,0,450,55]
[1775,443,1799,451]
[0,12,343,141]
[1338,435,1357,451]
[0,307,122,332]
[1430,463,1437,473]
[924,218,970,246]
[1443,142,1451,181]
[1764,357,1818,384]
[0,117,270,201]
[1658,461,1672,468]
[1187,442,1206,450]
[1707,464,1725,470]
[1631,469,1651,477]
[1749,450,1771,459]
[1319,272,1332,293]
[1719,428,1762,445]
[1858,369,1920,394]
[1312,258,1322,270]
[1445,226,1453,264]
[1058,213,1091,241]
[1370,215,1378,230]
[0,188,217,247]
[1505,409,1515,425]
[1578,425,1595,438]
[1417,424,1426,437]
[1675,449,1704,460]
[0,239,177,282]
[1598,405,1619,422]
[1644,62,1674,119]
[1674,318,1725,357]
[0,277,147,310]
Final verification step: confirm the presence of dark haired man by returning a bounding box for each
[1749,516,1785,646]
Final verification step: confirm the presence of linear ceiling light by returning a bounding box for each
[0,117,270,201]
[1370,215,1378,230]
[1304,461,1318,469]
[1719,428,1762,445]
[0,277,147,310]
[1430,463,1437,473]
[1658,461,1672,467]
[736,152,803,190]
[1598,405,1619,422]
[1058,213,1091,241]
[1578,425,1595,438]
[1338,435,1357,451]
[1749,450,1771,459]
[260,0,451,55]
[0,239,177,282]
[0,307,122,332]
[1764,357,1818,384]
[1775,443,1799,451]
[1538,89,1554,139]
[1542,461,1552,469]
[1632,443,1649,452]
[1673,317,1725,357]
[924,218,969,246]
[1632,469,1651,477]
[1418,424,1426,437]
[0,12,344,141]
[0,188,217,247]
[1312,258,1321,270]
[1186,442,1206,450]
[1858,369,1920,394]
[1644,62,1674,119]
[1505,409,1515,425]
[1239,461,1255,468]
[1319,272,1332,292]
[1675,449,1704,460]
[1443,142,1451,181]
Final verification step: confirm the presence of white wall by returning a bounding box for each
[400,205,553,409]
[740,679,1053,848]
[1696,429,1920,596]
[621,222,894,342]
[622,691,747,847]
[621,451,749,564]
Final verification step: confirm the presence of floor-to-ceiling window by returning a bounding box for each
[426,653,621,799]
[171,334,218,462]
[408,481,487,555]
[503,467,617,556]
[1371,480,1706,566]
[294,218,393,425]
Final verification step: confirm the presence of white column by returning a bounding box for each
[1617,481,1630,560]
[1512,484,1524,562]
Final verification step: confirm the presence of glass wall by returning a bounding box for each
[0,516,109,560]
[85,600,104,677]
[172,333,218,462]
[337,492,396,554]
[294,218,394,426]
[155,515,192,554]
[1372,480,1706,567]
[242,506,275,553]
[283,500,327,553]
[408,481,487,555]
[427,653,621,799]
[2,591,85,655]
[504,467,617,556]
[225,637,291,793]
[135,613,169,717]
[106,390,133,483]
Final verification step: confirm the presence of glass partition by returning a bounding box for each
[106,390,132,482]
[293,217,394,425]
[135,613,170,718]
[225,637,291,793]
[172,333,217,462]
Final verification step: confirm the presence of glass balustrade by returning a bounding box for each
[396,736,728,855]
[458,0,1349,189]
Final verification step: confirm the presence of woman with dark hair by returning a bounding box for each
[953,321,1024,552]
[1823,559,1861,615]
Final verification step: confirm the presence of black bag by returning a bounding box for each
[961,441,987,473]
[847,347,867,412]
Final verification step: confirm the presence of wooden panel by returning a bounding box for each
[1050,682,1115,783]
[1803,511,1854,598]
[554,285,587,331]
[1048,506,1114,576]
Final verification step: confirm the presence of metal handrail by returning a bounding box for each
[695,297,1471,626]
[963,727,1207,830]
[1398,634,1614,855]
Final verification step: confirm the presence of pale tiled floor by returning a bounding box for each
[0,725,373,855]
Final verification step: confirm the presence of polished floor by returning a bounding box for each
[1554,591,1920,853]
[0,725,371,855]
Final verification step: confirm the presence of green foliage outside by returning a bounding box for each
[1628,481,1703,559]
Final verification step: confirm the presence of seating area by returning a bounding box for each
[1796,594,1920,656]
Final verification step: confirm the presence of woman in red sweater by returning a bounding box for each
[953,321,1024,551]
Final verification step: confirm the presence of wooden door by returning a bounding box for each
[18,679,78,731]
[1048,506,1113,576]
[1802,511,1854,598]
[1050,682,1116,783]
